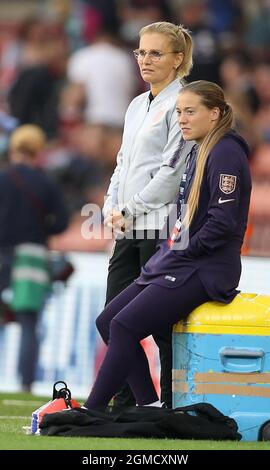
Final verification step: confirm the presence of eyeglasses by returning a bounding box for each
[133,49,179,62]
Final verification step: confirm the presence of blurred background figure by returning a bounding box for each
[174,0,221,83]
[118,0,173,46]
[0,111,18,323]
[243,0,270,63]
[0,124,69,391]
[219,51,260,149]
[63,29,138,129]
[8,23,68,139]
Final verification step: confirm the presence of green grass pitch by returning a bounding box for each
[0,392,269,450]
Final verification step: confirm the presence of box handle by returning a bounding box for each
[220,347,264,373]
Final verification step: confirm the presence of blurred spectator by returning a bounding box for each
[49,0,82,50]
[176,0,221,83]
[244,61,270,255]
[46,123,122,252]
[55,0,120,50]
[47,124,109,214]
[251,144,270,183]
[8,35,68,139]
[219,52,259,113]
[82,0,120,42]
[15,17,51,68]
[244,0,270,62]
[0,124,69,391]
[252,64,270,142]
[0,17,61,102]
[118,0,173,45]
[219,51,260,148]
[206,0,246,52]
[206,0,243,36]
[64,30,138,127]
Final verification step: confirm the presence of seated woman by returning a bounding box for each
[83,80,252,409]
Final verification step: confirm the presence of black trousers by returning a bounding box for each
[105,232,173,407]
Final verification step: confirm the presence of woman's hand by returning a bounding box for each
[104,210,132,235]
[104,210,125,235]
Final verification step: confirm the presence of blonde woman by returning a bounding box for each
[83,81,251,409]
[103,21,194,408]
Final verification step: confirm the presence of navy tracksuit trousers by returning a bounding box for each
[84,272,209,409]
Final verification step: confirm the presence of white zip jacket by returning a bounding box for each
[103,78,194,230]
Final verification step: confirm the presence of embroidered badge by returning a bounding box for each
[219,174,237,194]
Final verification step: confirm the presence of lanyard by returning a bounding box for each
[168,145,198,248]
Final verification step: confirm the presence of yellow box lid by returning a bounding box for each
[173,293,270,335]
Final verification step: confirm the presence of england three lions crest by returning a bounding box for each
[219,174,237,194]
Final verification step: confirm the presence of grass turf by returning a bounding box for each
[0,392,269,450]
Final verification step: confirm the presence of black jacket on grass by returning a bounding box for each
[40,402,241,440]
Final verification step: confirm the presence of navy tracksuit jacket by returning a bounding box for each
[0,163,68,246]
[137,131,252,303]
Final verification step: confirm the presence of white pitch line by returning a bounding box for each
[2,400,44,407]
[0,416,28,419]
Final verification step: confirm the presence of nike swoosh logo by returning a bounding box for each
[218,197,235,204]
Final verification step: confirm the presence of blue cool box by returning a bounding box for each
[172,293,270,441]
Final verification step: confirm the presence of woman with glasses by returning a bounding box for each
[102,22,194,409]
[84,80,251,410]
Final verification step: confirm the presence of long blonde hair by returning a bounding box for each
[139,22,193,79]
[181,81,234,227]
